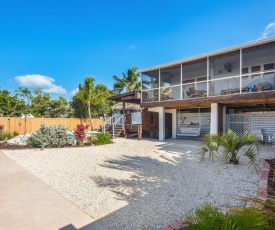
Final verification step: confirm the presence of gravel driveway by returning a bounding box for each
[3,138,274,230]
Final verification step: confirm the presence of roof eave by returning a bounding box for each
[139,37,275,73]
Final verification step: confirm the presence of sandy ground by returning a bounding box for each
[3,138,275,230]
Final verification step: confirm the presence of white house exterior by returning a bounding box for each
[140,37,275,141]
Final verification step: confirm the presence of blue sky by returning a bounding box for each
[1,0,275,99]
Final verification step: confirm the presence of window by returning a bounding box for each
[242,67,249,74]
[264,63,275,71]
[251,65,261,72]
[197,77,207,82]
[182,79,195,84]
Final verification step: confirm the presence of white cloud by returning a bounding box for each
[261,22,275,39]
[70,87,79,96]
[128,44,136,50]
[15,74,67,94]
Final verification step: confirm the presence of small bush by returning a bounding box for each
[93,132,112,145]
[184,203,271,230]
[0,130,15,141]
[86,135,97,145]
[26,124,74,148]
[13,131,19,137]
[73,124,89,145]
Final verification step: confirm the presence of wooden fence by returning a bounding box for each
[0,117,103,134]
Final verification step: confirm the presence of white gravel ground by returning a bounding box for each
[3,138,275,230]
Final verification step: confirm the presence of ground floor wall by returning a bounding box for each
[226,111,275,142]
[145,103,275,142]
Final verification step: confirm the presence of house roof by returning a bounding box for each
[139,36,275,73]
[109,90,141,103]
[111,102,142,111]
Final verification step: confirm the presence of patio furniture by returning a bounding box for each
[250,129,263,143]
[177,126,201,137]
[188,87,206,98]
[221,87,249,95]
[161,94,173,100]
[255,82,272,91]
[146,91,158,101]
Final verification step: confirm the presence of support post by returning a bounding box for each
[210,103,219,134]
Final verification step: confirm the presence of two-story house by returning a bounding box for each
[140,37,275,142]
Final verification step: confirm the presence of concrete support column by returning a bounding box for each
[210,103,219,134]
[165,109,177,138]
[148,107,165,141]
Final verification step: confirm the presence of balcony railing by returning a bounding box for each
[141,70,275,103]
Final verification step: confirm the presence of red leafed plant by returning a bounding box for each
[0,124,4,132]
[73,124,89,145]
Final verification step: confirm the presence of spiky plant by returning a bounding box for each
[198,130,260,172]
[184,203,271,230]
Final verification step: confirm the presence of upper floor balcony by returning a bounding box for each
[141,40,275,104]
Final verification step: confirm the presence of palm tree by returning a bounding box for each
[184,203,271,230]
[113,66,141,93]
[76,77,110,130]
[198,130,260,172]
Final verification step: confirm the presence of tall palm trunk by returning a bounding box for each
[87,104,94,130]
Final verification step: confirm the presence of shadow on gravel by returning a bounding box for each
[90,140,201,229]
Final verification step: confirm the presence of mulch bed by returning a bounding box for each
[0,142,30,150]
[0,142,96,150]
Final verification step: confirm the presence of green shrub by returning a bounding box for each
[0,130,15,141]
[184,203,271,230]
[198,130,260,172]
[26,124,74,148]
[93,132,112,145]
[86,135,97,145]
[13,131,19,137]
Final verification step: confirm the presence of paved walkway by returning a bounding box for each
[0,151,106,230]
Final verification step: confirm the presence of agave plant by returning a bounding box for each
[198,130,260,172]
[184,203,271,230]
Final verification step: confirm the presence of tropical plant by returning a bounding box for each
[113,66,141,93]
[86,135,97,145]
[75,77,110,130]
[184,203,271,230]
[93,132,112,145]
[0,130,17,141]
[198,130,260,172]
[26,124,74,148]
[73,123,89,145]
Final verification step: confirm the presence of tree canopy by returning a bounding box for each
[73,77,112,130]
[113,66,141,93]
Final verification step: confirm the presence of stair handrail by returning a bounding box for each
[103,115,115,133]
[112,114,124,139]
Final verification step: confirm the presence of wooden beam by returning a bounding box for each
[121,96,138,100]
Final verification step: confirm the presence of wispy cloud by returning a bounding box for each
[15,74,67,94]
[70,87,79,96]
[261,21,275,39]
[128,44,136,50]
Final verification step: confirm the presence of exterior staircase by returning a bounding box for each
[103,114,124,139]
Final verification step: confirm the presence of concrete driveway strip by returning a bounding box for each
[0,151,106,230]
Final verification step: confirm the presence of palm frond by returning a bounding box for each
[243,146,260,173]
